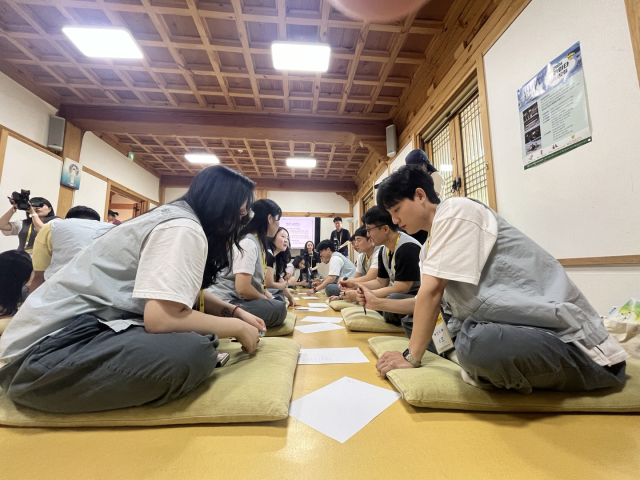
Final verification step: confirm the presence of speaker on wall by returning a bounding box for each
[47,116,66,152]
[386,124,397,157]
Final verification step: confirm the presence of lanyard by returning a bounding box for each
[364,252,372,272]
[24,223,34,253]
[199,290,205,312]
[254,233,267,287]
[387,234,401,277]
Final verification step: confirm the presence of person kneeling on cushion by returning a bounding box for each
[310,240,356,297]
[369,165,628,394]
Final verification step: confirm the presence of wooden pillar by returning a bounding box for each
[625,0,640,88]
[56,122,83,217]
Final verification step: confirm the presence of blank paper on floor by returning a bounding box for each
[298,316,342,324]
[297,347,368,364]
[296,307,329,312]
[295,323,345,334]
[289,377,402,443]
[308,303,330,308]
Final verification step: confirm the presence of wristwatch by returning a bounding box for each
[402,348,421,368]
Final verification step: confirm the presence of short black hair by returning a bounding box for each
[66,205,100,221]
[352,225,368,240]
[361,206,398,232]
[377,164,440,209]
[292,255,305,269]
[333,217,342,222]
[107,210,119,217]
[316,239,335,252]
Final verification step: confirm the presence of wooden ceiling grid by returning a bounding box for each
[0,0,457,179]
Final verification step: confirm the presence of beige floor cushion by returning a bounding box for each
[0,337,300,427]
[342,307,405,333]
[265,311,296,337]
[329,300,357,311]
[369,336,640,413]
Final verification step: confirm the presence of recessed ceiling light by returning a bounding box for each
[62,26,143,59]
[185,154,220,164]
[286,158,317,168]
[272,42,331,72]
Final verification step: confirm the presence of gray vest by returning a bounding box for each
[208,233,265,303]
[330,251,357,279]
[357,246,380,275]
[46,219,115,280]
[443,200,608,347]
[380,232,422,291]
[1,201,201,362]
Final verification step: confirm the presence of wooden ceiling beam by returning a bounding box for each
[265,140,278,178]
[161,176,357,193]
[59,105,389,145]
[313,0,331,114]
[339,22,371,115]
[323,144,337,179]
[125,134,178,174]
[243,139,261,177]
[230,0,263,111]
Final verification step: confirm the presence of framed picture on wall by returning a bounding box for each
[60,158,82,190]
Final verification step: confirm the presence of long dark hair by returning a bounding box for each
[269,227,291,280]
[241,199,281,253]
[0,250,33,316]
[24,197,55,221]
[177,165,255,288]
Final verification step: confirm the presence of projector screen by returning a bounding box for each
[279,217,316,249]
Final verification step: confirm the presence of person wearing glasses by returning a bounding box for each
[209,199,287,328]
[339,206,422,325]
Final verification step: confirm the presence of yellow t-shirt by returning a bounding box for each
[31,222,53,272]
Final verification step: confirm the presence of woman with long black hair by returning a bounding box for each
[0,165,266,413]
[209,198,287,328]
[0,197,61,253]
[301,240,322,284]
[266,227,303,307]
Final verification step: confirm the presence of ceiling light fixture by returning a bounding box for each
[271,42,331,72]
[286,158,317,168]
[185,154,220,164]
[62,26,143,59]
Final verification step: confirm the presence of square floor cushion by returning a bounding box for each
[369,336,640,413]
[329,300,357,311]
[265,312,296,337]
[342,307,405,333]
[0,337,300,427]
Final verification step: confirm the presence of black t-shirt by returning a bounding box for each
[407,229,429,245]
[330,229,350,256]
[377,243,422,282]
[302,251,321,273]
[266,250,277,280]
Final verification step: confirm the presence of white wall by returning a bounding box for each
[79,133,160,203]
[0,136,63,252]
[389,142,413,174]
[484,0,640,313]
[0,72,57,145]
[165,187,188,203]
[73,172,108,221]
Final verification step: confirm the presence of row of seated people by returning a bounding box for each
[0,163,629,414]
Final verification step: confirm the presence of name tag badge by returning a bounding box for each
[432,314,454,354]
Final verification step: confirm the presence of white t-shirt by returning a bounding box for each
[231,237,260,275]
[133,218,207,308]
[419,198,627,367]
[420,198,498,285]
[356,247,380,275]
[328,254,347,277]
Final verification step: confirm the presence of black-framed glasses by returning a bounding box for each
[365,225,383,233]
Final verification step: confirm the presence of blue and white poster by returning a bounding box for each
[518,42,591,169]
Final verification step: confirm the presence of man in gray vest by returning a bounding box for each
[310,239,357,297]
[340,206,422,325]
[367,165,628,394]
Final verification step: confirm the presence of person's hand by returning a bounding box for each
[338,278,357,289]
[236,321,260,354]
[283,273,292,282]
[341,290,358,302]
[376,351,415,378]
[8,198,17,212]
[264,290,273,299]
[356,285,378,310]
[328,295,341,302]
[312,277,322,286]
[289,299,300,308]
[235,308,266,333]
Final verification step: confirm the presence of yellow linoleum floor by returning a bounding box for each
[1,291,639,480]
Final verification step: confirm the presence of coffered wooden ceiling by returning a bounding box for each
[0,0,458,181]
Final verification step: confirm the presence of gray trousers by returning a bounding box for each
[232,293,287,328]
[381,293,416,326]
[0,315,219,413]
[455,318,626,394]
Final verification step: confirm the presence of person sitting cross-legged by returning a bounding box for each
[310,239,356,297]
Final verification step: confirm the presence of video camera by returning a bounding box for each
[9,190,43,211]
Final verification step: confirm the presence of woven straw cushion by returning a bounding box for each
[342,307,405,333]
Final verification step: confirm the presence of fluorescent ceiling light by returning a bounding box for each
[286,158,317,168]
[439,164,453,172]
[185,154,220,164]
[62,27,143,59]
[272,42,330,72]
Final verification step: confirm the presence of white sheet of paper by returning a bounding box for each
[297,347,368,365]
[298,316,342,324]
[292,297,300,300]
[296,307,329,312]
[295,323,345,334]
[307,302,330,308]
[302,296,319,299]
[289,377,401,443]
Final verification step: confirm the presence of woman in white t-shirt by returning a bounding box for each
[0,166,267,413]
[209,199,287,328]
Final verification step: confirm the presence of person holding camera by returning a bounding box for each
[1,194,60,254]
